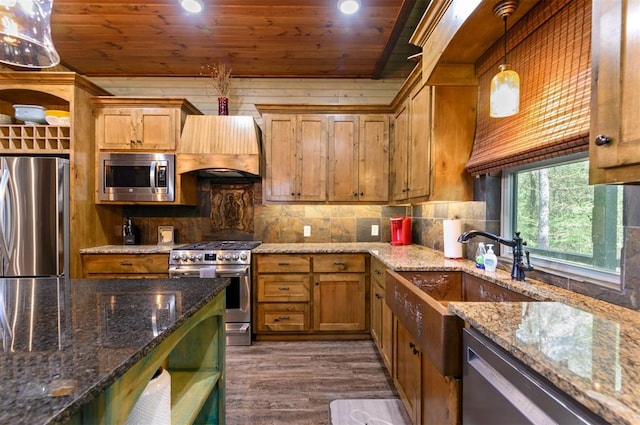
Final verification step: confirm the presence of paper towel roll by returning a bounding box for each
[443,219,463,259]
[126,367,171,425]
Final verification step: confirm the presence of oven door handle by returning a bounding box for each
[215,266,250,277]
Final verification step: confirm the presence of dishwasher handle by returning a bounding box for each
[466,347,557,425]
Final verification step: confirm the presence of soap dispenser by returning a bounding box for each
[484,244,498,272]
[475,242,486,269]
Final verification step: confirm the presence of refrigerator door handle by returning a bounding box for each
[0,160,14,267]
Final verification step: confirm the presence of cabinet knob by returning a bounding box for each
[353,192,358,197]
[595,134,612,146]
[360,192,364,196]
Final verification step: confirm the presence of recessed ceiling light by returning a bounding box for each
[338,0,360,15]
[181,0,204,14]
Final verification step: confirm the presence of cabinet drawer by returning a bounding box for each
[256,255,311,273]
[370,257,386,286]
[313,254,365,273]
[82,254,169,275]
[258,275,310,302]
[257,303,310,332]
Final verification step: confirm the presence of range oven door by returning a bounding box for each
[169,263,252,346]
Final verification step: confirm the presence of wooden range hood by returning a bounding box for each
[177,115,263,178]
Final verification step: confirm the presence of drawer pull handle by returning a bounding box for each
[334,261,346,270]
[274,315,290,322]
[374,269,382,275]
[278,286,290,291]
[120,261,133,266]
[375,292,383,299]
[277,262,290,266]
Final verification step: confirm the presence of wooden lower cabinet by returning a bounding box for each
[257,303,310,331]
[254,253,368,338]
[394,318,461,425]
[313,273,366,331]
[370,258,393,372]
[81,253,169,278]
[394,320,422,424]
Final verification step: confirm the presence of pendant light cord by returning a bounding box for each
[503,16,508,64]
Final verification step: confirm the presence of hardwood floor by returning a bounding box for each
[225,340,398,425]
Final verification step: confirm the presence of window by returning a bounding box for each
[502,155,623,287]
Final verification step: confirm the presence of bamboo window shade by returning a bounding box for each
[466,0,591,176]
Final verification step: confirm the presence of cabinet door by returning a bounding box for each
[313,273,366,331]
[358,115,389,202]
[96,108,176,150]
[371,279,383,346]
[136,108,176,150]
[395,320,421,425]
[297,115,328,201]
[96,108,137,149]
[392,102,410,201]
[407,84,431,199]
[263,114,298,201]
[589,0,640,184]
[328,115,359,201]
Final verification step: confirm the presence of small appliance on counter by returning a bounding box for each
[123,217,138,245]
[390,216,412,245]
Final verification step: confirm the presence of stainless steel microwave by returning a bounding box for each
[99,152,175,202]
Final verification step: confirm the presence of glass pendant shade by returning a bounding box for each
[0,0,60,68]
[490,64,520,118]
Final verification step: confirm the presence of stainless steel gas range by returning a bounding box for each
[168,241,261,346]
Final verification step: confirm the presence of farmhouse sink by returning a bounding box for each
[385,270,536,378]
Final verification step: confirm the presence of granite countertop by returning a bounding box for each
[0,277,228,425]
[253,242,640,424]
[449,302,640,425]
[79,244,179,254]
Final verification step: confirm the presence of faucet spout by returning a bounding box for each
[457,230,533,281]
[457,230,516,248]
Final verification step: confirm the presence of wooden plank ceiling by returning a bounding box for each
[50,0,427,79]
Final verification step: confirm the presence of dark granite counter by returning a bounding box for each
[0,277,227,425]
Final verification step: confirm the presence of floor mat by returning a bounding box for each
[329,399,411,425]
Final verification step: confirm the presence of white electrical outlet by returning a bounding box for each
[371,225,379,236]
[303,225,311,237]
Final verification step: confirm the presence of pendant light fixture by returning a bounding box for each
[0,0,60,68]
[490,0,520,118]
[338,0,360,15]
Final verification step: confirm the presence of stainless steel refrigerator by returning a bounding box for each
[0,156,69,277]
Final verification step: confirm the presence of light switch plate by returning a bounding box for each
[371,225,379,236]
[303,225,311,237]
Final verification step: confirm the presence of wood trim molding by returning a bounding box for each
[255,104,392,115]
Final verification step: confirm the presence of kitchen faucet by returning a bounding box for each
[457,230,534,281]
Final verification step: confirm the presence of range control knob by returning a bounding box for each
[189,255,196,261]
[196,254,203,261]
[224,254,232,261]
[240,253,248,261]
[181,254,188,261]
[232,254,239,260]
[172,254,179,261]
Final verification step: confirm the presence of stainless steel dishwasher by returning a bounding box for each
[462,328,607,424]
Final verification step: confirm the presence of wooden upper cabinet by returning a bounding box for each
[328,114,389,202]
[589,0,640,184]
[93,97,201,151]
[263,114,327,202]
[392,84,432,202]
[408,84,432,199]
[392,101,410,201]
